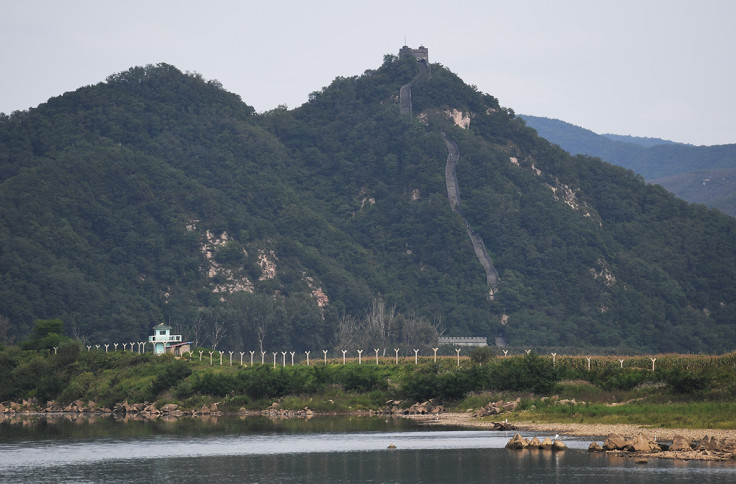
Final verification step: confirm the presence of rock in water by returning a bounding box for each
[505,433,529,449]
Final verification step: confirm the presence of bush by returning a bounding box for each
[469,346,496,364]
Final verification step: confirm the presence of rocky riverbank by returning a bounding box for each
[413,412,736,461]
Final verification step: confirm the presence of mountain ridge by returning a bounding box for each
[519,114,736,216]
[1,57,735,353]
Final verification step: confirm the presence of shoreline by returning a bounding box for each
[411,412,736,461]
[4,409,736,461]
[414,412,736,442]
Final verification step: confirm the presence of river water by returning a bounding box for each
[1,415,734,483]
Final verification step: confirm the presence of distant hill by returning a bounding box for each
[520,115,736,217]
[600,133,678,147]
[1,58,735,353]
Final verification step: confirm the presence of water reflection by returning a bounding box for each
[0,415,734,483]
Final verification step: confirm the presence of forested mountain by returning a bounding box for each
[1,56,735,353]
[520,115,736,217]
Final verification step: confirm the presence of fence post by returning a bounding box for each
[341,349,347,365]
[290,351,295,366]
[586,357,591,371]
[650,357,657,372]
[229,351,233,366]
[551,353,557,366]
[394,348,400,364]
[414,349,419,364]
[323,350,328,364]
[282,351,287,367]
[503,350,508,358]
[432,347,438,363]
[105,344,109,353]
[619,358,624,368]
[357,349,363,364]
[240,352,245,366]
[455,348,461,367]
[250,351,255,366]
[374,348,380,364]
[272,352,277,368]
[305,351,310,365]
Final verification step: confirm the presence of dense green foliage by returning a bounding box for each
[3,345,735,411]
[520,114,736,217]
[1,57,735,353]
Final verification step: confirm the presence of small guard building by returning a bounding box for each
[149,323,190,355]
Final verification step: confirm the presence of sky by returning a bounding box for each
[2,0,734,146]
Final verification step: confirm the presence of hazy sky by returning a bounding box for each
[2,0,734,146]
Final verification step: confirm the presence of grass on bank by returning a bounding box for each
[515,401,736,430]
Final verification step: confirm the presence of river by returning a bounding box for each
[1,415,734,483]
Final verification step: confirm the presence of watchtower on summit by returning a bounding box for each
[399,45,429,63]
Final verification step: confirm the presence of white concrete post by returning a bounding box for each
[290,351,295,366]
[394,348,400,364]
[455,348,461,367]
[525,349,531,355]
[87,345,91,352]
[374,348,380,364]
[114,343,118,351]
[650,357,656,372]
[586,357,591,371]
[341,349,347,364]
[240,352,244,366]
[250,351,255,365]
[95,344,100,352]
[209,351,214,365]
[305,351,310,365]
[199,350,203,361]
[53,346,58,355]
[122,343,127,351]
[261,351,266,365]
[619,358,624,368]
[432,347,438,363]
[551,353,557,366]
[219,351,224,365]
[105,344,109,353]
[357,349,363,364]
[323,349,328,364]
[503,350,508,358]
[130,342,135,352]
[229,351,233,366]
[281,351,287,367]
[273,352,277,367]
[414,349,419,364]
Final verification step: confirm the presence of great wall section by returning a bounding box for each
[398,46,500,297]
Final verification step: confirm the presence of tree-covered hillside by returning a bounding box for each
[1,57,735,353]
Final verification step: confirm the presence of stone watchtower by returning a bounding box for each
[399,45,429,63]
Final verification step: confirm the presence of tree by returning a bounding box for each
[22,319,69,350]
[0,315,13,345]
